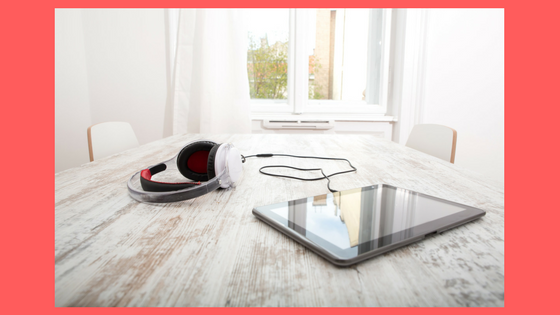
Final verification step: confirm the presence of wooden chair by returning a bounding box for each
[87,122,139,161]
[405,124,457,163]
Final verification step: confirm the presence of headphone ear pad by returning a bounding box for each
[176,141,217,181]
[206,144,222,180]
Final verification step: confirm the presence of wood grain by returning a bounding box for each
[55,134,504,307]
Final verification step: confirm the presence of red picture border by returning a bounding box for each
[2,0,556,313]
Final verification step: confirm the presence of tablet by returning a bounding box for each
[252,184,486,266]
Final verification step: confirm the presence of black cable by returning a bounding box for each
[242,153,357,193]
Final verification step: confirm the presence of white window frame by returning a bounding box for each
[250,9,393,116]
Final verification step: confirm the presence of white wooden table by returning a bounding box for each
[55,134,504,307]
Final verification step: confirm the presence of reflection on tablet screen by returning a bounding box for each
[270,185,466,251]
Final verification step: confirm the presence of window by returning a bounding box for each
[246,9,290,100]
[246,9,392,116]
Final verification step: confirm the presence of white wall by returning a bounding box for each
[422,9,504,186]
[55,10,92,173]
[55,9,170,173]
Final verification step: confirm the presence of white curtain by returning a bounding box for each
[172,9,251,135]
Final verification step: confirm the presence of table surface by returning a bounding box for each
[55,134,504,307]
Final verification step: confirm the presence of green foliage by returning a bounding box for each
[308,55,324,100]
[309,86,324,100]
[247,36,288,99]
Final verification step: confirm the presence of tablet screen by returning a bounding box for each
[254,184,484,259]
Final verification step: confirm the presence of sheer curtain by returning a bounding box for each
[172,9,251,135]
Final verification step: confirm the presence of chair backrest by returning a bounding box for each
[405,124,457,163]
[87,122,139,161]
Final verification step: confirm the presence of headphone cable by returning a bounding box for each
[242,153,357,193]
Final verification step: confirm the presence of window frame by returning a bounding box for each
[250,9,393,116]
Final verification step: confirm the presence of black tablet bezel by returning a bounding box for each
[252,184,486,266]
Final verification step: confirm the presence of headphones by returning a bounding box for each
[127,140,243,203]
[128,139,358,203]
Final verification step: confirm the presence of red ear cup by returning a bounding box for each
[176,141,217,181]
[206,144,222,180]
